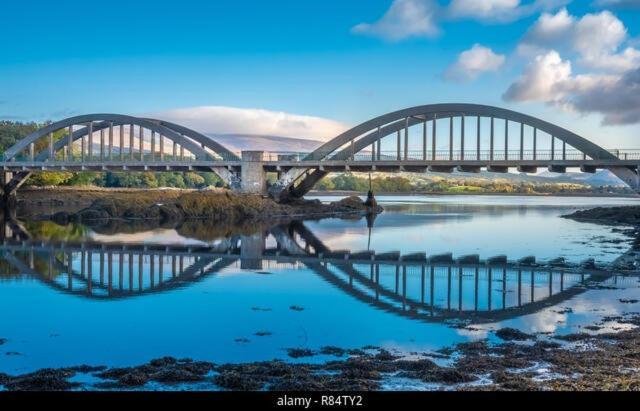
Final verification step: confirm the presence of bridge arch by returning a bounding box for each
[0,114,240,197]
[278,103,638,199]
[3,113,237,162]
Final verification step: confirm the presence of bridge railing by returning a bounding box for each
[3,151,242,163]
[4,148,640,164]
[262,149,640,163]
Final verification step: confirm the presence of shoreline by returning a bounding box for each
[310,190,640,198]
[3,315,640,391]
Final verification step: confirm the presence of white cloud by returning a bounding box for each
[571,67,640,125]
[503,50,575,103]
[351,0,440,41]
[351,0,568,41]
[519,9,640,72]
[503,50,640,125]
[573,10,628,67]
[447,0,569,23]
[519,8,575,53]
[148,106,350,142]
[448,0,520,21]
[444,44,506,81]
[582,46,640,72]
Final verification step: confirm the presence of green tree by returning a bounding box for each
[26,171,74,186]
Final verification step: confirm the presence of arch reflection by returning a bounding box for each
[0,218,628,324]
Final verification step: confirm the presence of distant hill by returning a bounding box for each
[537,169,626,186]
[206,134,322,153]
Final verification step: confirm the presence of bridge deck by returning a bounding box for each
[1,158,639,173]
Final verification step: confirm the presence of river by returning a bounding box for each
[1,194,639,389]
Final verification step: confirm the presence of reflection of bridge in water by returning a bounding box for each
[1,220,633,324]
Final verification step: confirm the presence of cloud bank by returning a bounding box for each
[520,9,640,72]
[505,8,640,125]
[352,0,568,41]
[147,106,350,142]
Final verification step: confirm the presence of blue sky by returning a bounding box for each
[1,0,639,147]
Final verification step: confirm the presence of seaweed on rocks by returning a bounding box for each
[1,368,80,391]
[495,327,535,341]
[286,348,315,358]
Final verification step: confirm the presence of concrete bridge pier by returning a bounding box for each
[1,172,17,210]
[240,231,266,269]
[240,151,267,195]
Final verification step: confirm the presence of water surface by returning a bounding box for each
[1,195,639,377]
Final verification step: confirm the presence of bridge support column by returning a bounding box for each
[268,168,308,201]
[1,171,31,210]
[240,151,267,195]
[1,172,16,209]
[211,166,241,190]
[241,231,266,270]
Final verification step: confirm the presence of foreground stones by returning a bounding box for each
[4,322,640,391]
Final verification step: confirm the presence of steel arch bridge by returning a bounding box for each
[272,103,640,200]
[1,104,639,201]
[0,113,242,199]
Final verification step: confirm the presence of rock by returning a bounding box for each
[495,327,534,341]
[319,346,346,357]
[67,365,107,373]
[213,371,266,391]
[491,370,540,391]
[416,368,477,384]
[118,372,149,387]
[563,206,640,226]
[151,368,204,383]
[2,368,80,391]
[149,356,178,367]
[328,196,383,214]
[268,375,328,391]
[394,359,439,372]
[554,332,594,342]
[373,349,399,361]
[286,348,315,358]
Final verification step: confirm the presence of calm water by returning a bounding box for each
[1,195,640,377]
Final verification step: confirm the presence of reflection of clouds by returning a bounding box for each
[90,229,207,246]
[457,327,489,340]
[490,284,640,335]
[519,309,567,334]
[303,196,636,263]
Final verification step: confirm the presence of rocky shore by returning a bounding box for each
[16,187,382,226]
[3,318,640,391]
[562,205,640,226]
